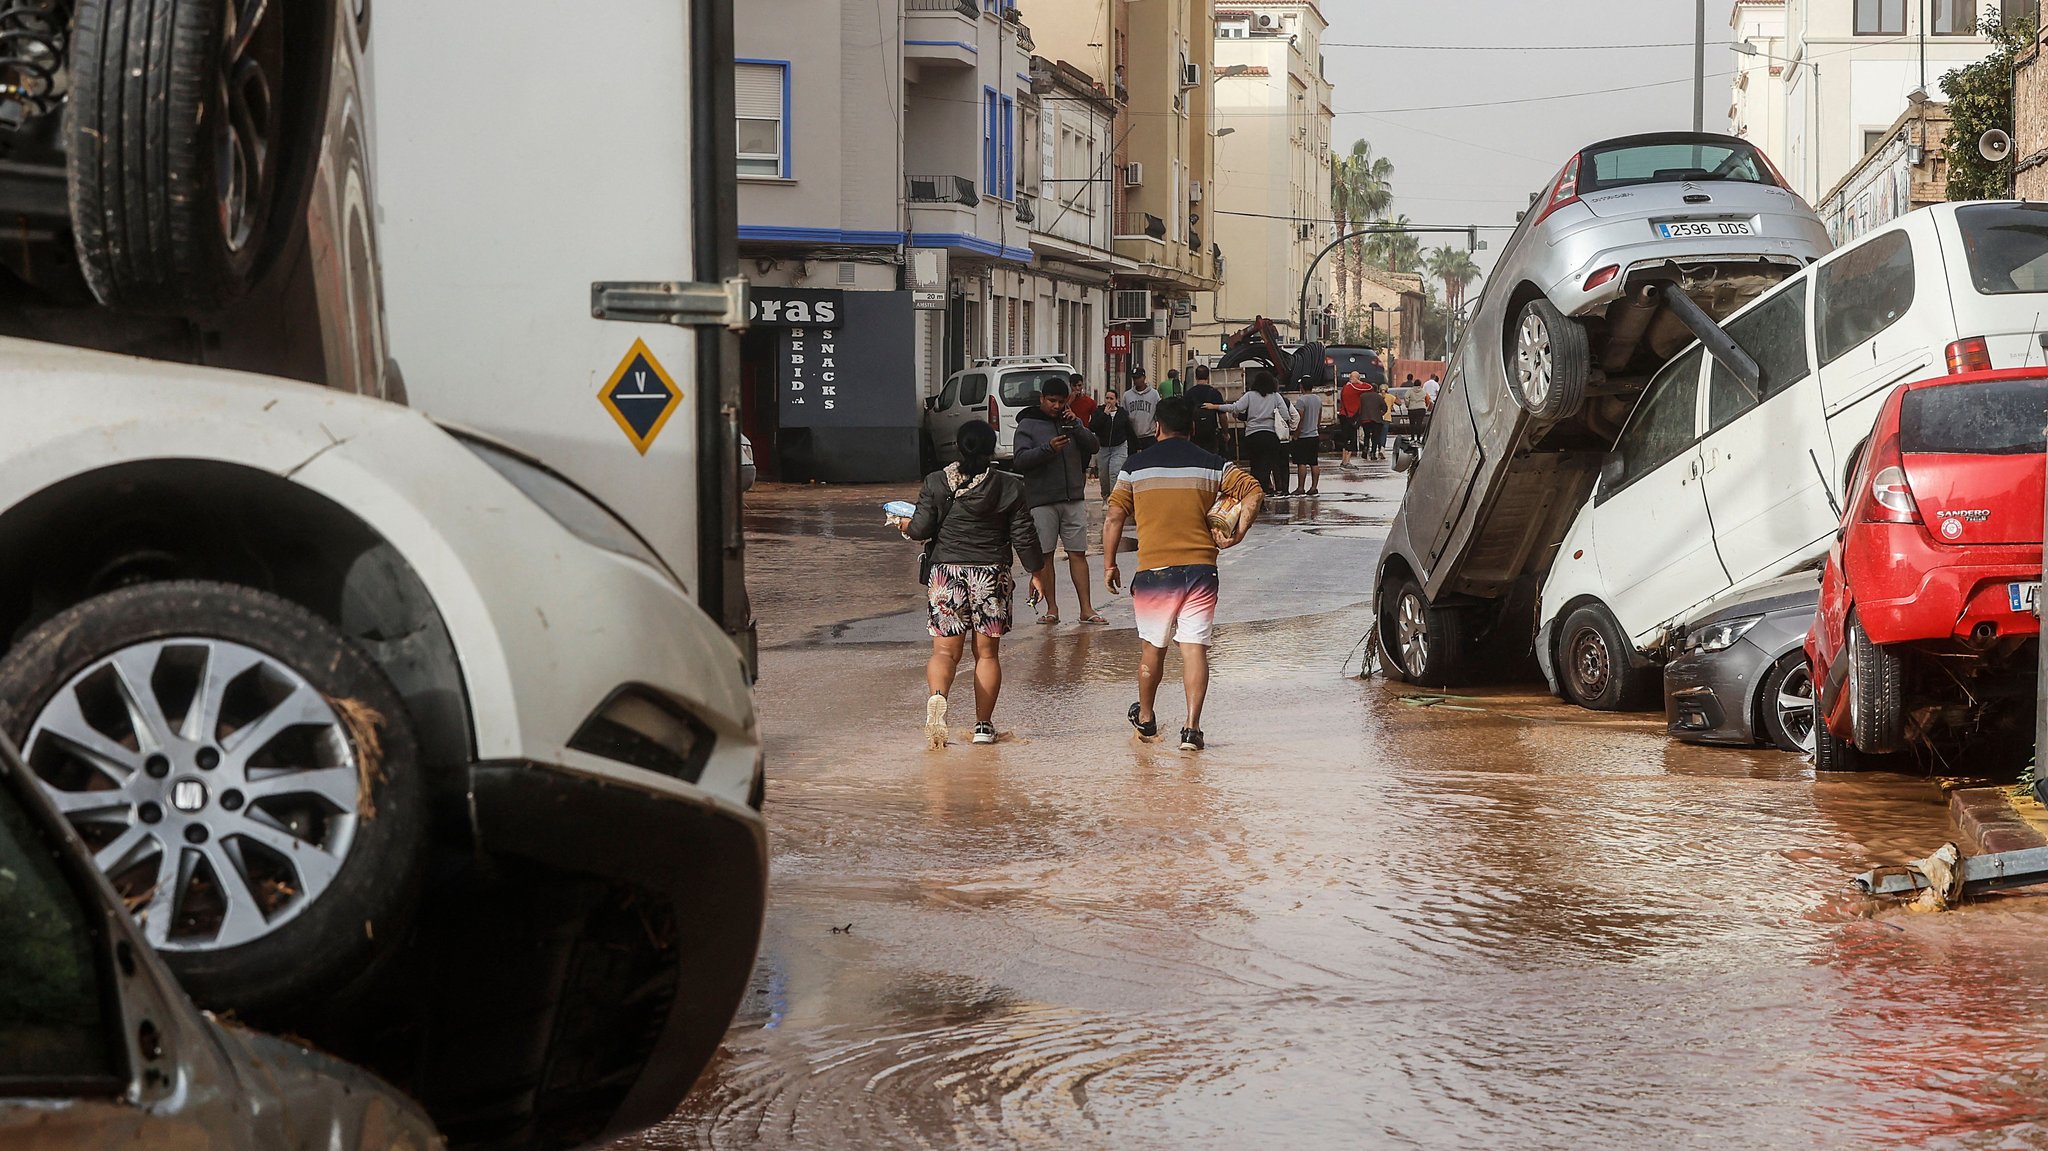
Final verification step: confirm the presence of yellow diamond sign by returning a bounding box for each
[598,339,683,455]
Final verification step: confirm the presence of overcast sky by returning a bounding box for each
[1323,1,1741,287]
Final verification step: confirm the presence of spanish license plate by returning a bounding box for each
[1657,220,1754,239]
[2009,581,2040,613]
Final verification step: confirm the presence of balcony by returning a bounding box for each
[1015,194,1036,225]
[1115,212,1166,241]
[905,0,979,67]
[907,174,978,207]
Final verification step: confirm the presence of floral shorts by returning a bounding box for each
[927,563,1015,638]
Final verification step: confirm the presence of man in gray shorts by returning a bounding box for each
[1012,377,1105,625]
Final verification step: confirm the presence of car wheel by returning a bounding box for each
[1813,710,1865,771]
[67,0,287,311]
[1758,652,1817,755]
[1507,298,1589,423]
[1382,577,1464,687]
[1557,604,1643,711]
[1847,615,1906,754]
[0,581,427,1016]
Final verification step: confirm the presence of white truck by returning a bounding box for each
[0,1,761,1146]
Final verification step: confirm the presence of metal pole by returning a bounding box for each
[1693,0,1706,133]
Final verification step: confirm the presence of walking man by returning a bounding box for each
[1123,367,1160,454]
[1103,396,1264,751]
[1013,378,1106,626]
[1066,373,1098,426]
[1290,385,1324,496]
[1337,370,1369,469]
[1161,368,1182,400]
[1185,364,1224,453]
[1090,385,1134,500]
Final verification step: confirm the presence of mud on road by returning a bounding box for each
[616,470,2048,1151]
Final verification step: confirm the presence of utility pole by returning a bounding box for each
[1693,0,1706,133]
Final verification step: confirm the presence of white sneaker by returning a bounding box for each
[972,722,997,744]
[925,693,948,749]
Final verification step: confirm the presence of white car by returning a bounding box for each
[924,357,1079,463]
[1536,200,2048,710]
[0,338,765,1142]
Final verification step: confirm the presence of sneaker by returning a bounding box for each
[1179,727,1205,752]
[925,693,948,749]
[972,722,997,744]
[1127,701,1158,740]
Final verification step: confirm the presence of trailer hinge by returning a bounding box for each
[591,278,750,330]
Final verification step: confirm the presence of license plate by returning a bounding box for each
[2009,581,2040,613]
[1657,220,1754,239]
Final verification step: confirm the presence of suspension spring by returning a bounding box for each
[0,0,69,127]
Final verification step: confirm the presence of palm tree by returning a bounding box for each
[1425,245,1481,311]
[1364,214,1423,274]
[1332,140,1392,328]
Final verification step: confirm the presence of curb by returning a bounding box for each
[1948,785,2048,854]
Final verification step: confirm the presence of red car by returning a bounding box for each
[1809,367,2046,770]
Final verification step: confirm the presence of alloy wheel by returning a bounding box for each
[25,638,361,951]
[1397,592,1430,674]
[1569,626,1610,700]
[215,0,278,254]
[1775,661,1817,755]
[1515,311,1553,410]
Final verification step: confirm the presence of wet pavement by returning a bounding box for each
[617,463,2048,1151]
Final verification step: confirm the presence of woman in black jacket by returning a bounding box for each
[1089,387,1135,500]
[902,420,1046,747]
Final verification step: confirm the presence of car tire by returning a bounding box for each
[0,580,427,1017]
[1813,710,1865,772]
[1848,616,1906,754]
[1758,652,1817,755]
[1506,298,1589,423]
[1557,604,1644,711]
[1382,577,1465,687]
[67,0,286,312]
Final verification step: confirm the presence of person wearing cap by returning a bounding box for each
[1123,366,1160,454]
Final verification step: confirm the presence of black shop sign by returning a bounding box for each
[776,290,914,430]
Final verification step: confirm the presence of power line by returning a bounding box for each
[1324,40,1698,50]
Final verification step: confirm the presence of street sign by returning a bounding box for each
[598,338,683,455]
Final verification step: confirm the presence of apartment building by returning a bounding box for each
[734,0,1121,481]
[1729,1,1791,166]
[1760,0,2002,202]
[1195,3,1336,354]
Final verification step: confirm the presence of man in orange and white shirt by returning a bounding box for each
[1102,396,1264,751]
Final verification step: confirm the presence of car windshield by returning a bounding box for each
[1901,377,2048,455]
[1580,139,1776,192]
[1956,203,2048,295]
[998,369,1075,407]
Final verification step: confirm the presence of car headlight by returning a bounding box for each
[456,435,676,581]
[1691,615,1761,653]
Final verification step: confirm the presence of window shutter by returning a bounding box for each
[736,64,783,120]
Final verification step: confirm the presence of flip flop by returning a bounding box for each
[1079,613,1109,625]
[1037,613,1061,625]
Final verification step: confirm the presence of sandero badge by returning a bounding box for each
[600,337,684,454]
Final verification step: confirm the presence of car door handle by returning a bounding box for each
[1688,457,1701,480]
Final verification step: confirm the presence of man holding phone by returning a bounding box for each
[1012,377,1103,625]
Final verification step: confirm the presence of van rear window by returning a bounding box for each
[1956,203,2048,295]
[1901,377,2048,455]
[999,369,1074,407]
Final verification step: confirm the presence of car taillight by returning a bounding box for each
[1866,464,1922,524]
[988,394,999,433]
[1945,336,1992,374]
[1531,155,1582,227]
[1583,265,1620,292]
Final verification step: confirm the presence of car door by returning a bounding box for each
[1698,273,1839,585]
[1589,346,1731,642]
[1813,218,1946,458]
[929,373,965,460]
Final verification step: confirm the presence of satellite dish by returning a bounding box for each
[1981,129,2013,163]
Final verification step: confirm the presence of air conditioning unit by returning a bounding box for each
[1188,180,1203,203]
[1124,161,1144,187]
[1111,289,1151,321]
[1181,62,1200,88]
[1257,13,1275,27]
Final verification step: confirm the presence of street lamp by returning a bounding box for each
[1733,40,1821,198]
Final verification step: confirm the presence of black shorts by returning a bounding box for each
[1290,436,1321,465]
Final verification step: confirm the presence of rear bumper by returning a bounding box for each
[1848,532,2042,645]
[1544,225,1820,316]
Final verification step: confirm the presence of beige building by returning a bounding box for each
[1762,0,2001,202]
[1195,3,1336,354]
[1729,1,1791,166]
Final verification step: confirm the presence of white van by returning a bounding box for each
[924,357,1080,463]
[1536,200,2048,710]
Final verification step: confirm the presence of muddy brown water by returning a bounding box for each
[615,477,2048,1151]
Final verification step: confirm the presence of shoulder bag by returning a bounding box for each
[1273,395,1297,443]
[918,480,960,585]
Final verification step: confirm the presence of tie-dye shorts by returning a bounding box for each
[1131,564,1219,648]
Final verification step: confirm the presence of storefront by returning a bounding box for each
[739,286,921,483]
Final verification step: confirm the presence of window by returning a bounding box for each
[1863,129,1888,156]
[1581,138,1776,191]
[1606,347,1704,495]
[1854,0,1906,34]
[983,88,999,198]
[999,369,1071,407]
[0,784,123,1093]
[1000,94,1016,203]
[1219,20,1250,37]
[1932,0,1979,33]
[937,374,961,411]
[1816,228,1916,366]
[959,372,989,406]
[1709,280,1812,432]
[1902,377,2048,454]
[1956,202,2048,294]
[735,61,789,178]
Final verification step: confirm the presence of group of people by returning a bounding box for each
[893,358,1439,753]
[898,392,1263,753]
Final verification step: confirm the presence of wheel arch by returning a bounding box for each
[1500,280,1551,366]
[0,458,474,775]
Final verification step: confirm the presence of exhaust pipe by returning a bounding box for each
[1601,284,1659,374]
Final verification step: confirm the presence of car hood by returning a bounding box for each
[1688,569,1823,628]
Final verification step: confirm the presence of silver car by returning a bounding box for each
[1374,132,1831,686]
[1663,571,1820,754]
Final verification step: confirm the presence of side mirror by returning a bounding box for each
[1598,452,1625,493]
[925,396,939,412]
[1392,438,1419,473]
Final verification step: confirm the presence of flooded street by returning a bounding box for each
[620,468,2048,1151]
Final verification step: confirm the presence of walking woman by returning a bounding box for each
[1204,371,1290,496]
[901,420,1045,747]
